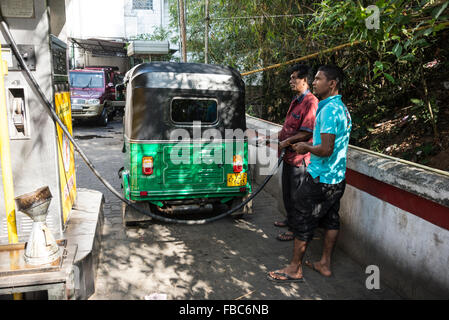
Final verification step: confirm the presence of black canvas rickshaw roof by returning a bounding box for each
[125,62,245,92]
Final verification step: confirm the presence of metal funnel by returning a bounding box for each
[15,186,60,265]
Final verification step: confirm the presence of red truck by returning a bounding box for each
[69,66,125,126]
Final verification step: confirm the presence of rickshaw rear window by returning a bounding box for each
[171,98,218,124]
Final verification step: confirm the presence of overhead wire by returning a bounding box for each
[240,21,449,76]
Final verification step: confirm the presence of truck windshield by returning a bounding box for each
[69,72,104,89]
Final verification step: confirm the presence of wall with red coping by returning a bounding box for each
[246,114,449,299]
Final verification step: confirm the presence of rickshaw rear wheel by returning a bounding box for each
[122,201,153,227]
[229,194,254,219]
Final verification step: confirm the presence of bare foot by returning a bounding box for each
[305,260,332,277]
[268,265,303,281]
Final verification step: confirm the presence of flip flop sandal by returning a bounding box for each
[276,232,294,241]
[267,271,305,283]
[274,219,288,227]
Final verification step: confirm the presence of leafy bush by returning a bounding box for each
[145,0,449,151]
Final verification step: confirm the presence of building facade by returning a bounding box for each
[61,0,176,71]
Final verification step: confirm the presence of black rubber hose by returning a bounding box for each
[0,15,284,224]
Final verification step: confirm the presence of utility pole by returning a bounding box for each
[204,0,209,64]
[178,0,187,62]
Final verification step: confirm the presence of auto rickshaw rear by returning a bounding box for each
[121,62,252,225]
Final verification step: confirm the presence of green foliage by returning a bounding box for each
[156,0,448,147]
[131,26,173,42]
[411,96,440,123]
[370,137,384,153]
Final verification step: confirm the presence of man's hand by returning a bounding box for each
[292,142,310,155]
[279,139,291,150]
[292,134,335,157]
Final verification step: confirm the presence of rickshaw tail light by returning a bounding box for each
[142,156,154,175]
[233,155,243,173]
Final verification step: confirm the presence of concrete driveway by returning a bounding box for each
[73,116,401,300]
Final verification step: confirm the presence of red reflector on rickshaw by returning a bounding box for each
[233,155,243,173]
[240,187,246,192]
[140,191,148,196]
[142,156,154,175]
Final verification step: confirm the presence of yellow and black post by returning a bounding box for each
[0,43,18,244]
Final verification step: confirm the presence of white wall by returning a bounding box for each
[124,0,171,39]
[246,115,285,215]
[340,185,449,299]
[66,0,126,40]
[65,0,176,68]
[65,0,172,40]
[82,53,129,73]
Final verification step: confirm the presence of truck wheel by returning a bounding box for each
[109,109,116,121]
[104,102,115,121]
[98,107,108,126]
[107,103,115,121]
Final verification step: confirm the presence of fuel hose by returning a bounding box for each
[0,15,284,224]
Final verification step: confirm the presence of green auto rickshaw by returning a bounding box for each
[120,62,252,225]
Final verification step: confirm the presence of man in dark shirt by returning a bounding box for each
[264,64,318,241]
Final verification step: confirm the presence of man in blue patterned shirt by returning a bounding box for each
[268,65,351,282]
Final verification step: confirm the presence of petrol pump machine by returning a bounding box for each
[0,0,76,245]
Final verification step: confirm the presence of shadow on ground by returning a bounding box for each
[91,187,401,300]
[74,117,401,300]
